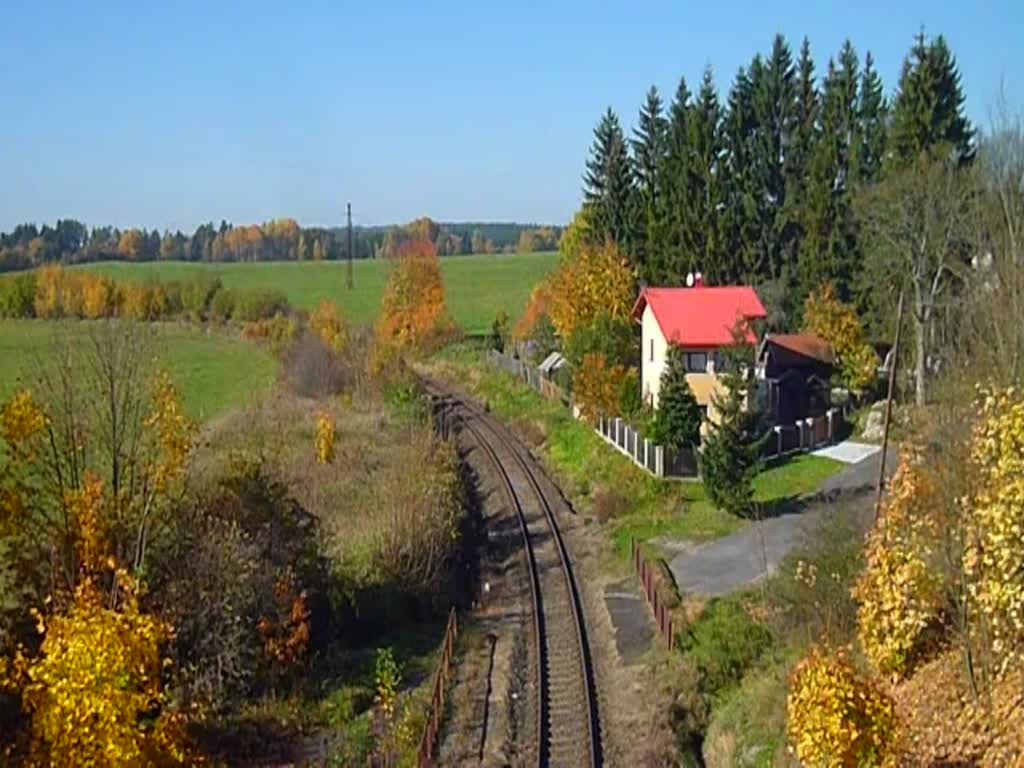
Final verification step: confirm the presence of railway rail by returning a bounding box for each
[425,381,602,768]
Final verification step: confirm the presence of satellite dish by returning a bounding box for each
[685,272,694,287]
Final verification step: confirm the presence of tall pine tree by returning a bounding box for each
[888,31,974,167]
[658,76,693,283]
[853,51,888,183]
[682,68,725,283]
[583,108,637,261]
[721,65,760,283]
[632,87,669,282]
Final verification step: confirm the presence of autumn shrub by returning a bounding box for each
[309,298,349,352]
[315,411,335,464]
[852,448,945,678]
[573,352,628,424]
[964,385,1024,675]
[513,280,551,344]
[181,275,223,321]
[208,287,236,322]
[242,313,297,356]
[786,646,900,767]
[32,264,64,318]
[281,332,355,398]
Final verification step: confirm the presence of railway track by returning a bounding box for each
[426,381,602,768]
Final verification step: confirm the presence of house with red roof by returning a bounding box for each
[631,279,767,421]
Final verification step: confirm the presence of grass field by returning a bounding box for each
[0,320,276,421]
[79,252,559,334]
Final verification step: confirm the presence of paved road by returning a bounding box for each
[667,449,897,597]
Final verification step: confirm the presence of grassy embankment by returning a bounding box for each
[0,319,276,421]
[426,342,842,558]
[80,251,559,334]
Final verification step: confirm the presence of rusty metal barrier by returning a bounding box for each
[631,538,675,651]
[416,607,459,767]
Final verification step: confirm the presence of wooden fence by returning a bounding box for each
[631,538,675,651]
[416,607,459,767]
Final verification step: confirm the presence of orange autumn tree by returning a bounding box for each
[547,238,634,342]
[375,238,453,359]
[803,283,878,395]
[573,352,629,424]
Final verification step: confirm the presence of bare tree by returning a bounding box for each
[858,156,977,405]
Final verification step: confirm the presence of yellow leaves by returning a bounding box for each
[309,298,349,352]
[787,646,900,767]
[963,386,1024,675]
[144,371,196,495]
[572,353,628,424]
[852,448,944,678]
[65,473,106,575]
[514,280,552,342]
[1,390,48,445]
[315,410,335,465]
[547,238,635,342]
[7,578,195,766]
[374,238,453,363]
[803,282,878,394]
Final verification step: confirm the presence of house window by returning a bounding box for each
[684,352,708,373]
[649,338,654,362]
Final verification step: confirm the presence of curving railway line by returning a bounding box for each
[425,381,602,768]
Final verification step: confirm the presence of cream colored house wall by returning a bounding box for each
[641,304,728,424]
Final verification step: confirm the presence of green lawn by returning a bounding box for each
[78,252,559,334]
[0,319,276,421]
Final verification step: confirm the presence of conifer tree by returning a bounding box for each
[583,108,637,259]
[658,76,693,283]
[888,31,974,167]
[682,68,724,282]
[652,344,702,451]
[701,343,764,518]
[721,66,760,283]
[853,51,888,183]
[632,87,668,281]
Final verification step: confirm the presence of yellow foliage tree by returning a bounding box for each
[1,576,195,766]
[117,228,145,260]
[803,283,878,394]
[375,239,452,359]
[963,386,1024,675]
[315,411,335,465]
[852,448,945,678]
[80,274,116,319]
[33,265,65,319]
[572,352,628,424]
[513,280,552,342]
[120,282,153,320]
[309,299,349,352]
[145,371,196,496]
[548,239,634,342]
[787,646,900,767]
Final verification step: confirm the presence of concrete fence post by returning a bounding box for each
[805,418,816,448]
[655,445,664,477]
[774,425,782,457]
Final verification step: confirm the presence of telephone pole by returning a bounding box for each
[346,202,354,290]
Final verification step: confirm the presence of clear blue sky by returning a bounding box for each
[1,1,1020,232]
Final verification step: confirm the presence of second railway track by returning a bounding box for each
[427,382,602,768]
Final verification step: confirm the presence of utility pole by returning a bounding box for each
[875,288,904,523]
[346,202,354,290]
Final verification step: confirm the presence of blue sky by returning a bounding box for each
[1,1,1020,231]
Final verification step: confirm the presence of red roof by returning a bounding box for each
[632,286,767,347]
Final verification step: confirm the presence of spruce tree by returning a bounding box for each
[701,347,764,518]
[632,87,668,282]
[889,31,974,167]
[653,344,702,451]
[583,108,637,261]
[853,51,888,183]
[721,65,760,283]
[659,76,693,283]
[683,68,724,282]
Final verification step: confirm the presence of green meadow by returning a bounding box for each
[0,320,276,421]
[79,251,559,334]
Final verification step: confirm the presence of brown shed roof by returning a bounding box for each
[764,333,836,366]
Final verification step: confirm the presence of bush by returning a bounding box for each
[681,596,774,702]
[242,313,298,357]
[180,276,223,321]
[0,274,36,318]
[786,646,900,767]
[208,287,236,323]
[281,332,356,398]
[572,352,628,424]
[235,289,290,322]
[617,367,643,421]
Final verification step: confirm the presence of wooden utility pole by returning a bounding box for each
[875,288,905,522]
[346,202,354,290]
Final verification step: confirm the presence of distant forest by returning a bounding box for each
[0,217,563,273]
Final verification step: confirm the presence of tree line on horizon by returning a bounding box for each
[0,216,562,273]
[581,29,975,329]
